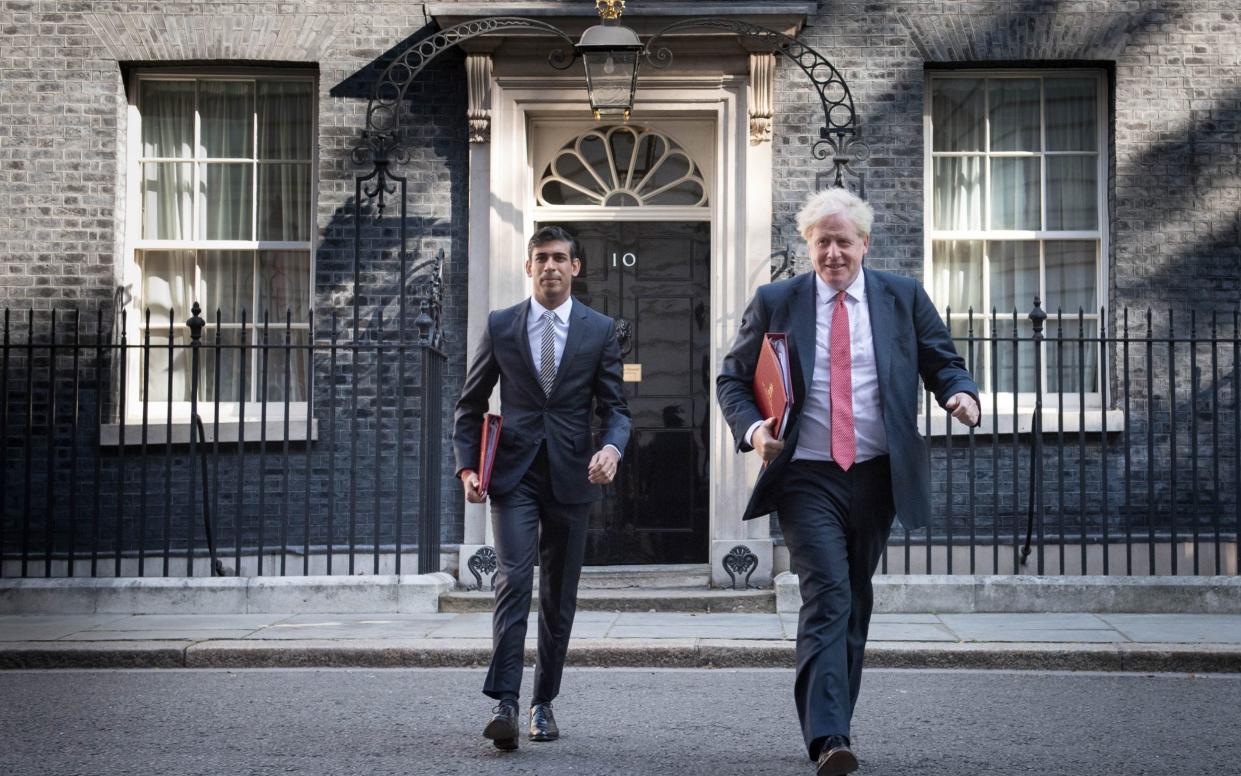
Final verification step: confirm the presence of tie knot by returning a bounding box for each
[836,290,848,303]
[543,311,556,322]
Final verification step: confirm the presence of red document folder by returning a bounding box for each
[754,333,792,440]
[478,413,503,496]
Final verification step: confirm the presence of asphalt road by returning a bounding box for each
[2,668,1237,776]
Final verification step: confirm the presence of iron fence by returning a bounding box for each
[0,294,448,579]
[1,299,1237,577]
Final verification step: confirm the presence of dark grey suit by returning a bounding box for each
[717,268,978,756]
[454,296,630,704]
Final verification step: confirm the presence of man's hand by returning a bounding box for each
[945,392,980,427]
[753,416,785,464]
[587,446,621,484]
[460,469,485,503]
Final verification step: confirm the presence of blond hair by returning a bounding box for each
[796,188,874,240]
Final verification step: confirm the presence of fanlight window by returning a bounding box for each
[537,126,707,207]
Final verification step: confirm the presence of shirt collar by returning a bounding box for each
[815,270,866,305]
[530,295,574,324]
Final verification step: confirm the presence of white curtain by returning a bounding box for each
[934,157,983,230]
[259,251,309,401]
[990,157,1040,230]
[138,250,194,401]
[257,82,312,241]
[1046,156,1097,230]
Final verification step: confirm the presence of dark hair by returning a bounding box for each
[527,225,579,260]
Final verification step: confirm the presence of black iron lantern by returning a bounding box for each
[577,0,642,120]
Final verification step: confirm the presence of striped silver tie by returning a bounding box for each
[539,311,557,396]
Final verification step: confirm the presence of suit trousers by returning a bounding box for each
[775,456,895,758]
[483,445,591,705]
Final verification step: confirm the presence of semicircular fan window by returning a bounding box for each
[537,125,708,207]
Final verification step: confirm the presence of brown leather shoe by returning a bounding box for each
[815,736,858,776]
[483,700,519,751]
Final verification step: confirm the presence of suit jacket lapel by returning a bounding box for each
[510,299,544,391]
[864,268,896,402]
[550,298,589,396]
[787,272,817,403]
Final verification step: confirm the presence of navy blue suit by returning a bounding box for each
[717,267,978,756]
[453,296,630,704]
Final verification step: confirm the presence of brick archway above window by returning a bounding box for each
[85,13,339,62]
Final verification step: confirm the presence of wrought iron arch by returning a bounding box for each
[642,18,869,188]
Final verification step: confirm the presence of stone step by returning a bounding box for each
[439,587,776,613]
[575,563,713,589]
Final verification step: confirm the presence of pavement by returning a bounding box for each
[3,610,1241,672]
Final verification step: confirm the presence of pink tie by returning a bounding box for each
[830,290,856,470]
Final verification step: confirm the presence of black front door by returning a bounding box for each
[542,220,711,565]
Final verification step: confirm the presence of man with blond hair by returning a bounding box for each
[717,188,979,776]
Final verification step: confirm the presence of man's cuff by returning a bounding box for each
[603,444,623,460]
[744,420,764,448]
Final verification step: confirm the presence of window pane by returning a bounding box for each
[1046,78,1097,152]
[258,251,309,323]
[199,250,255,323]
[138,250,195,325]
[933,156,983,230]
[140,81,193,158]
[258,163,312,240]
[932,78,984,152]
[200,327,251,403]
[932,240,983,314]
[199,81,253,159]
[198,163,253,240]
[1046,156,1097,230]
[1045,241,1097,314]
[258,81,313,160]
[988,241,1039,315]
[988,78,1040,151]
[141,329,191,402]
[142,162,193,239]
[993,319,1036,394]
[990,157,1040,230]
[262,330,310,402]
[1047,320,1098,393]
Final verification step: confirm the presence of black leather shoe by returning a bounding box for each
[528,702,559,742]
[483,700,519,751]
[815,736,858,776]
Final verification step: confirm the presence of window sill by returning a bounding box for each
[100,419,318,447]
[919,409,1125,438]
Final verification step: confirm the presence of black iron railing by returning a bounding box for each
[1,300,1237,577]
[0,289,448,578]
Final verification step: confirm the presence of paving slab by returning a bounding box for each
[1099,614,1241,643]
[250,613,456,640]
[84,614,289,631]
[59,629,257,641]
[0,615,129,641]
[867,623,958,642]
[609,612,784,640]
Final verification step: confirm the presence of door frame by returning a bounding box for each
[460,67,775,587]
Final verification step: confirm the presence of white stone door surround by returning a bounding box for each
[458,65,777,588]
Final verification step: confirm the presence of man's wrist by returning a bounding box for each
[603,444,622,460]
[744,420,764,447]
[460,469,477,482]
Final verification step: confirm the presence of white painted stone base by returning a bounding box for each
[710,539,773,589]
[456,544,498,591]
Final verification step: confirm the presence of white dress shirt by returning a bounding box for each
[528,296,573,374]
[527,296,622,460]
[746,272,888,463]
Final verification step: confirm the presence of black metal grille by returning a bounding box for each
[1,300,1237,577]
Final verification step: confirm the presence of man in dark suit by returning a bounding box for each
[717,188,979,776]
[453,225,631,751]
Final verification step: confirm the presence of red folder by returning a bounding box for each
[478,413,503,496]
[754,333,792,440]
